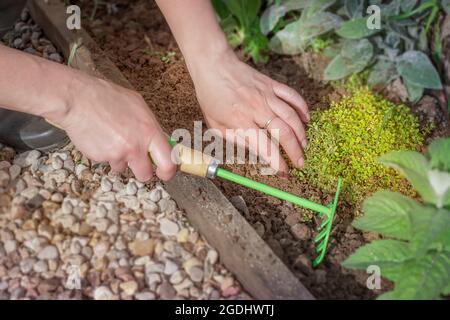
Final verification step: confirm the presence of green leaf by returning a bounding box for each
[428,138,450,172]
[403,79,424,102]
[324,39,373,80]
[379,150,437,205]
[442,282,450,295]
[345,0,364,19]
[225,0,261,30]
[336,18,381,39]
[260,0,307,35]
[354,191,418,240]
[368,59,398,88]
[385,252,450,299]
[270,11,342,54]
[341,239,412,282]
[211,0,230,20]
[409,206,450,253]
[396,51,443,90]
[303,0,336,17]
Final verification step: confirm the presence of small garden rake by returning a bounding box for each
[167,139,343,267]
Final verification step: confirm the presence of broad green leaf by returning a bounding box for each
[443,282,450,295]
[303,0,336,18]
[260,0,307,35]
[336,18,381,39]
[225,0,261,30]
[379,151,437,205]
[368,59,398,88]
[345,0,364,19]
[404,79,424,102]
[409,206,450,253]
[324,39,373,80]
[270,12,341,54]
[428,138,450,172]
[341,239,412,281]
[211,0,230,20]
[354,191,418,240]
[386,252,450,299]
[396,51,443,90]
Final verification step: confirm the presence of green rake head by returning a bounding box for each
[312,177,343,267]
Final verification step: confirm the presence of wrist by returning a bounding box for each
[185,39,236,81]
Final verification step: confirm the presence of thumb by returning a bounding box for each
[148,132,177,181]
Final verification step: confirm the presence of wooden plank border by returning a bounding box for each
[28,0,314,300]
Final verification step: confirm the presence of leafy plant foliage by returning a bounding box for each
[342,137,450,299]
[212,0,269,62]
[260,0,446,101]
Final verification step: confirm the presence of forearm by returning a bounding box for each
[155,0,232,77]
[0,44,79,122]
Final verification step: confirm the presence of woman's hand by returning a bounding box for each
[190,50,309,174]
[49,72,176,182]
[0,45,175,182]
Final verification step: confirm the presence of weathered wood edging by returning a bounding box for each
[28,0,314,299]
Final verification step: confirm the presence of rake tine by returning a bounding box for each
[315,230,327,243]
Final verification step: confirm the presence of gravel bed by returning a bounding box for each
[0,8,247,300]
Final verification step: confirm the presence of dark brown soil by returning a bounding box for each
[75,0,447,299]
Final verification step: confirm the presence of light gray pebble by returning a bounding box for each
[142,199,158,212]
[94,286,115,300]
[126,182,138,195]
[112,181,124,192]
[75,164,88,177]
[146,273,162,288]
[135,291,156,300]
[95,205,107,218]
[14,150,41,168]
[63,159,75,172]
[14,179,27,194]
[149,188,161,202]
[145,262,165,274]
[61,200,73,215]
[51,192,63,203]
[20,258,35,274]
[159,218,179,236]
[46,169,68,184]
[187,266,204,282]
[164,259,179,275]
[4,239,17,254]
[8,164,21,180]
[158,198,176,213]
[38,245,59,260]
[206,249,219,265]
[52,156,63,170]
[33,260,49,273]
[169,270,184,285]
[0,161,11,170]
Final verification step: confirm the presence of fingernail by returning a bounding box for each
[297,157,304,167]
[301,139,307,149]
